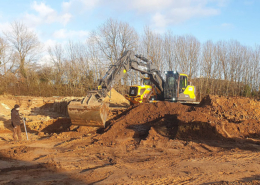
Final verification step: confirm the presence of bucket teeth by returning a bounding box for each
[68,94,109,128]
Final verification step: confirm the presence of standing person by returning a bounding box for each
[11,104,22,141]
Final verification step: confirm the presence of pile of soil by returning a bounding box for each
[0,95,16,116]
[104,88,130,107]
[97,95,260,147]
[200,95,260,139]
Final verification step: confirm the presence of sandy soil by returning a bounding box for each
[0,93,260,185]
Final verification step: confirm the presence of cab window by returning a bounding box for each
[143,79,151,85]
[167,77,175,86]
[179,76,187,92]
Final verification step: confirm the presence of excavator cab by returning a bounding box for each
[164,71,179,101]
[164,71,196,102]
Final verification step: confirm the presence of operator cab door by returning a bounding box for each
[179,75,188,93]
[178,74,196,102]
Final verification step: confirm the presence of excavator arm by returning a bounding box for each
[96,50,155,98]
[67,50,164,127]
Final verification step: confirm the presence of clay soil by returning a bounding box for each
[1,93,260,185]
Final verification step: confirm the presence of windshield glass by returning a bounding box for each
[167,76,176,86]
[143,79,151,85]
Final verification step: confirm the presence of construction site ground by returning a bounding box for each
[1,91,260,185]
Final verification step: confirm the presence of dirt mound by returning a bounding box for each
[104,88,130,107]
[98,102,190,145]
[0,96,16,116]
[97,95,260,146]
[201,95,260,139]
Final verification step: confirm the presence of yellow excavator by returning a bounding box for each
[125,73,196,104]
[67,50,197,128]
[67,50,163,128]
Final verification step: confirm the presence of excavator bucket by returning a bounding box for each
[67,93,109,128]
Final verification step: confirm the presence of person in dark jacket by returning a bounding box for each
[11,104,22,141]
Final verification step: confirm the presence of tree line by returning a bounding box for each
[0,19,259,100]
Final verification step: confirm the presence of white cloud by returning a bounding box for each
[61,0,226,31]
[131,0,173,13]
[23,1,72,27]
[128,0,223,29]
[0,22,11,33]
[32,1,55,17]
[38,54,54,66]
[44,39,57,49]
[60,13,72,25]
[52,29,89,40]
[152,13,169,28]
[62,0,99,13]
[62,1,72,11]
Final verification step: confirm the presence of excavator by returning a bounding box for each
[67,50,197,128]
[67,50,163,128]
[125,72,197,104]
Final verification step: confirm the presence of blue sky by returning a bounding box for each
[0,0,259,48]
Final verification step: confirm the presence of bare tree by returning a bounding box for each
[92,18,138,64]
[87,36,106,82]
[173,35,200,78]
[90,18,139,93]
[0,37,14,74]
[252,45,260,93]
[4,21,41,78]
[141,26,164,70]
[48,44,64,84]
[163,31,176,71]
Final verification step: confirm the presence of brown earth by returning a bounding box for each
[103,88,130,107]
[0,94,260,184]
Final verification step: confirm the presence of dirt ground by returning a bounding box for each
[1,92,260,185]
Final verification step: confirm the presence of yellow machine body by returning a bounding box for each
[125,78,155,104]
[178,73,196,102]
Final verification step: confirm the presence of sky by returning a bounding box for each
[0,0,260,49]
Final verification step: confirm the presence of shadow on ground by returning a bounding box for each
[0,154,91,184]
